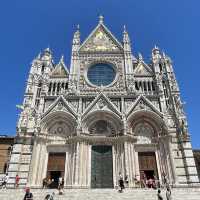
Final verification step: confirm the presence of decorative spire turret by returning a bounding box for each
[152,45,161,64]
[123,25,134,76]
[123,25,131,52]
[73,24,80,45]
[70,25,81,75]
[41,47,53,62]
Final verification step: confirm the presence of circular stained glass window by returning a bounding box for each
[87,63,116,86]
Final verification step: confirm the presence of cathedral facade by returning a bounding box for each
[8,16,199,188]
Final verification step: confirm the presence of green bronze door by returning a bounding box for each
[91,145,113,188]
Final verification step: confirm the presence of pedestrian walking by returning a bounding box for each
[58,176,64,195]
[125,174,129,187]
[118,173,124,193]
[15,174,20,188]
[157,189,163,200]
[42,177,47,189]
[23,187,33,200]
[166,187,172,200]
[1,173,9,189]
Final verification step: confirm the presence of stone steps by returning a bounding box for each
[0,188,200,200]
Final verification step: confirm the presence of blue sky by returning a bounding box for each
[0,0,199,148]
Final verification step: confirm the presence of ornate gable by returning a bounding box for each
[127,95,162,118]
[82,93,121,118]
[134,54,153,76]
[42,95,77,119]
[50,56,69,78]
[79,21,123,52]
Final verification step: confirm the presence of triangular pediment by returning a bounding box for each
[79,23,123,52]
[127,95,163,117]
[134,61,153,76]
[50,58,69,78]
[82,93,121,118]
[42,96,77,119]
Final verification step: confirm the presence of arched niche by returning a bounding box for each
[133,121,155,144]
[127,110,168,139]
[40,111,77,137]
[82,110,123,136]
[89,120,115,136]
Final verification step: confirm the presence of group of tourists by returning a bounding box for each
[118,172,172,200]
[22,176,64,200]
[0,172,172,200]
[42,176,64,192]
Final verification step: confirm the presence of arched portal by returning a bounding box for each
[82,110,123,188]
[126,110,175,186]
[29,111,77,188]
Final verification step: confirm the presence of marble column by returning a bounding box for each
[113,143,125,187]
[124,142,135,187]
[167,136,178,185]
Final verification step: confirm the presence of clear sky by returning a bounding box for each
[0,0,199,148]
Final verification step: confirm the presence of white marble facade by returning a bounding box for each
[8,16,199,188]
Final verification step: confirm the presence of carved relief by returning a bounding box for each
[81,27,120,52]
[97,98,106,109]
[134,123,154,144]
[68,99,79,112]
[125,99,134,112]
[48,121,73,136]
[89,120,115,136]
[57,101,63,110]
[110,98,121,110]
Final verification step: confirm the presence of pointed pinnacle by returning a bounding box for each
[60,55,64,63]
[123,25,127,33]
[138,53,143,61]
[58,55,66,68]
[36,52,41,59]
[44,47,51,54]
[162,51,166,58]
[99,15,104,24]
[154,45,159,50]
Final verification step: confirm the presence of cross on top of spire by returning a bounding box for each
[99,15,104,24]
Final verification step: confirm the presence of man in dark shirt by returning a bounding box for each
[23,187,33,200]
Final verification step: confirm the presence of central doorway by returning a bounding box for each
[91,145,113,188]
[47,152,65,188]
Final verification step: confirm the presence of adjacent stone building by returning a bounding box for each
[193,150,200,180]
[7,16,199,188]
[0,136,14,175]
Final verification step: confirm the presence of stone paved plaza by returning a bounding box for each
[0,188,200,200]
